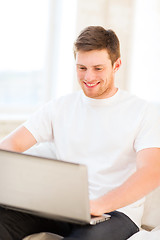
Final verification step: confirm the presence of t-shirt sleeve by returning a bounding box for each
[23,101,55,143]
[134,103,160,152]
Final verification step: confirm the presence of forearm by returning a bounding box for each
[0,136,25,152]
[0,126,37,153]
[90,149,160,215]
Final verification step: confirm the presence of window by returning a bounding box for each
[0,0,77,116]
[0,0,49,114]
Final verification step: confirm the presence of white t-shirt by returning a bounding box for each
[23,89,160,227]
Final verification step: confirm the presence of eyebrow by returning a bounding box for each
[76,64,104,67]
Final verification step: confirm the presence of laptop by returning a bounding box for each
[0,149,110,225]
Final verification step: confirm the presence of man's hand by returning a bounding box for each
[90,198,108,216]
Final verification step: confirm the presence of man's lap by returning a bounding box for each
[0,207,139,240]
[0,206,71,240]
[63,211,139,240]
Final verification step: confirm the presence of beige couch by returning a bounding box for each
[23,143,160,240]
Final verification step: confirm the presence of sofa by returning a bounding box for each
[23,143,160,240]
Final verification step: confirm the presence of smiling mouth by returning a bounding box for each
[83,81,100,88]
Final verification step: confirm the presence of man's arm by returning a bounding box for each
[90,148,160,216]
[0,126,37,153]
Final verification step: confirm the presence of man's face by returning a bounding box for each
[76,49,121,99]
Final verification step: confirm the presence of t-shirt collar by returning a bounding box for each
[81,88,121,106]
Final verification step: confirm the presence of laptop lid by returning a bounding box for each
[0,149,92,224]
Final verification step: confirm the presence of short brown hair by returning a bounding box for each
[74,26,120,65]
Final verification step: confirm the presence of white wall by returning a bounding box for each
[127,0,160,103]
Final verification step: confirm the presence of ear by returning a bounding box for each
[113,58,122,73]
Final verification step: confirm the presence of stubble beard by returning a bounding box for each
[80,77,115,99]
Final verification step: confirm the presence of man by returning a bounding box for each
[0,26,160,240]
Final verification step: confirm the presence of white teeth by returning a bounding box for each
[86,83,97,86]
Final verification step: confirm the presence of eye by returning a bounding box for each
[78,66,87,71]
[95,66,103,71]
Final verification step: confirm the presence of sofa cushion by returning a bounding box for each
[141,187,160,229]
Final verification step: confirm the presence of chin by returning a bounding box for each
[83,91,99,99]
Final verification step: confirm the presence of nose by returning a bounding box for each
[84,69,95,82]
